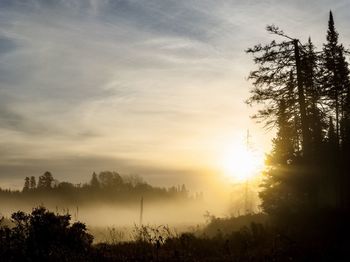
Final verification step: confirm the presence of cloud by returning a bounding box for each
[0,36,17,55]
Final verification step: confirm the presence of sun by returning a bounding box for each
[220,142,264,182]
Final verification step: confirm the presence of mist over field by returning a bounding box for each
[0,171,229,228]
[0,196,208,227]
[0,170,262,245]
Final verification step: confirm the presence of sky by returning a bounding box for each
[0,0,350,190]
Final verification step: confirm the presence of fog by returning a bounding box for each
[0,197,214,225]
[0,170,263,245]
[0,197,213,242]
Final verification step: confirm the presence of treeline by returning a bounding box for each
[0,171,201,206]
[247,11,350,219]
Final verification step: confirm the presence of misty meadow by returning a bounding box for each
[1,0,350,261]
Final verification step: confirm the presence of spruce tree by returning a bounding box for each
[322,11,350,147]
[23,177,30,192]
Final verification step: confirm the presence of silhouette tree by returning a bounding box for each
[98,171,123,188]
[23,177,30,192]
[37,171,54,190]
[321,12,349,145]
[302,38,325,152]
[260,98,304,217]
[246,26,311,155]
[90,172,100,188]
[30,176,36,190]
[248,12,350,217]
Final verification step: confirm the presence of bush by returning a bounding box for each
[0,207,93,262]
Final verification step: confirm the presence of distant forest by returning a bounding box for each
[0,171,201,206]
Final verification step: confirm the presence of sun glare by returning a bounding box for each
[220,142,264,182]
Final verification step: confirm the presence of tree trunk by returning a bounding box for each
[293,39,310,155]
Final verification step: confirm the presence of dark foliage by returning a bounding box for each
[1,208,349,261]
[91,211,350,262]
[247,11,350,222]
[0,207,93,262]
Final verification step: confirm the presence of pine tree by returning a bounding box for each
[29,176,36,189]
[90,172,100,189]
[322,11,350,147]
[246,25,311,155]
[37,171,54,189]
[272,99,295,164]
[248,13,350,215]
[321,11,350,208]
[22,177,30,192]
[302,38,324,152]
[260,98,301,216]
